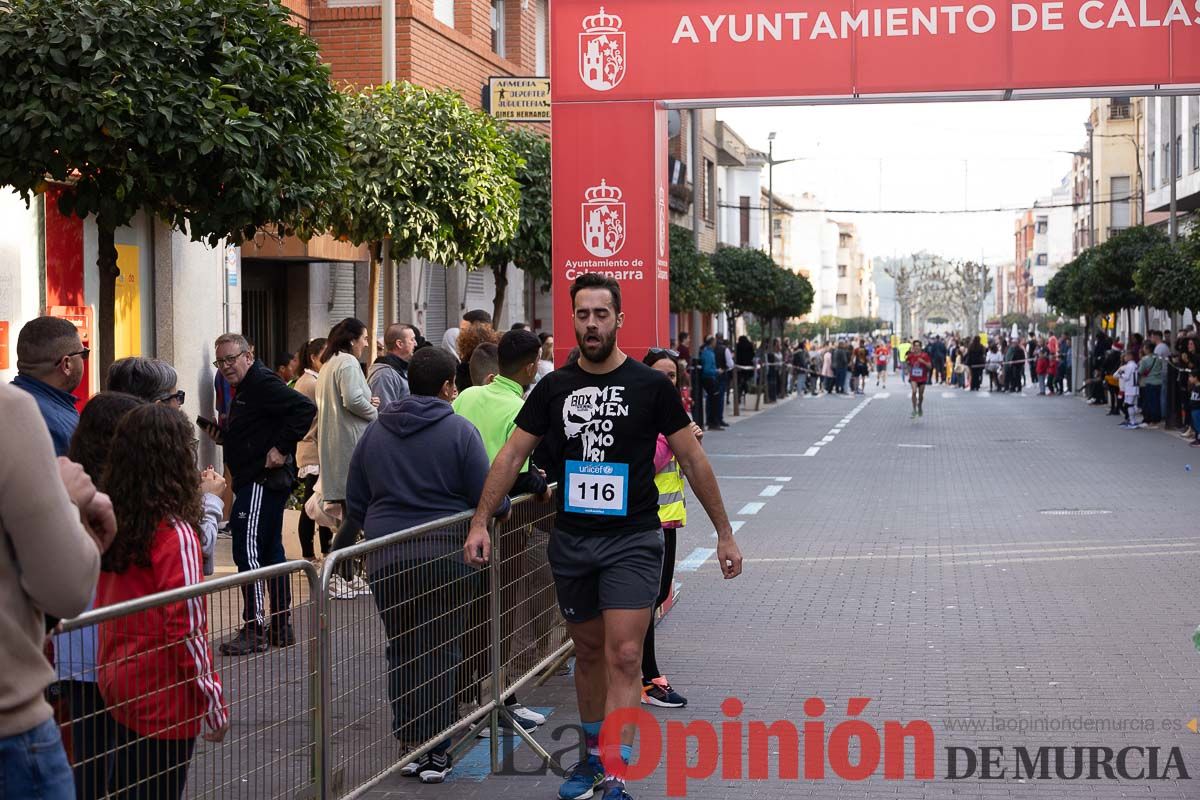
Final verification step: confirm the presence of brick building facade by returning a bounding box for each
[243,0,553,349]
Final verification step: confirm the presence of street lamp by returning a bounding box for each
[1084,119,1095,250]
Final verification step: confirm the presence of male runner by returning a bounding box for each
[906,339,932,418]
[874,339,890,388]
[464,273,743,800]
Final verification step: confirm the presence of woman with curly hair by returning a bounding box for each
[97,405,228,800]
[455,320,499,392]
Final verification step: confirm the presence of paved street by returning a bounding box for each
[362,380,1200,799]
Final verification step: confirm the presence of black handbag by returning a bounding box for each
[260,455,297,492]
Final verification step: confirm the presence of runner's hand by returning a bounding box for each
[689,422,704,442]
[464,524,492,567]
[716,537,743,579]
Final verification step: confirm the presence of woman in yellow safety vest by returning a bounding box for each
[640,348,703,709]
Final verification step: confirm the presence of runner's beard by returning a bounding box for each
[578,327,617,363]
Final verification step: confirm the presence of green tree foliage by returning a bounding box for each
[0,0,344,372]
[487,126,551,323]
[1086,225,1160,313]
[710,246,778,321]
[1133,235,1200,315]
[762,268,814,326]
[327,83,521,354]
[668,225,724,314]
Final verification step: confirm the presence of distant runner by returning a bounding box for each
[906,339,932,418]
[874,340,890,388]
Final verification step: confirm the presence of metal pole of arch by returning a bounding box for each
[1169,96,1179,245]
[382,0,397,341]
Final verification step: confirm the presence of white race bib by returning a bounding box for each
[564,461,629,517]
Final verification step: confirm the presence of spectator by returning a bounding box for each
[510,322,529,331]
[339,347,510,783]
[985,342,1003,391]
[294,338,332,563]
[468,342,500,388]
[98,405,229,799]
[107,356,185,408]
[369,323,416,409]
[639,349,702,709]
[452,329,551,732]
[831,341,849,395]
[12,316,86,455]
[411,325,432,352]
[0,383,113,800]
[714,334,733,424]
[53,392,144,800]
[699,337,720,429]
[1116,349,1141,428]
[273,352,298,384]
[440,328,461,360]
[534,334,555,386]
[214,332,316,655]
[318,320,378,598]
[1139,341,1166,428]
[735,335,754,403]
[456,319,499,392]
[676,331,691,364]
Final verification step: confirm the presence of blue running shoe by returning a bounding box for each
[559,755,604,800]
[601,777,635,799]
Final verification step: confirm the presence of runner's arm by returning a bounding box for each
[465,428,542,565]
[667,426,743,579]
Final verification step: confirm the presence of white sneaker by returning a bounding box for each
[509,704,546,726]
[329,574,354,600]
[348,575,372,597]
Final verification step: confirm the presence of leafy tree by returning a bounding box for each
[1134,237,1200,315]
[487,126,551,324]
[326,83,521,359]
[761,267,814,335]
[1087,225,1161,314]
[668,225,724,315]
[0,0,344,374]
[1044,260,1080,318]
[711,246,777,323]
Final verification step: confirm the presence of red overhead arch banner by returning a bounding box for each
[550,0,1200,359]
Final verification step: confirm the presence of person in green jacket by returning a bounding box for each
[452,329,552,734]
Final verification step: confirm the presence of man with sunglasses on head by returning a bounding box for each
[12,316,87,456]
[212,333,315,655]
[465,274,743,800]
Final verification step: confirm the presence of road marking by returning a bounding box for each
[828,428,843,435]
[712,520,747,538]
[677,547,717,572]
[820,436,836,444]
[738,502,765,515]
[898,444,935,449]
[716,476,793,481]
[760,485,782,497]
[942,392,958,399]
[876,392,891,399]
[692,541,1200,566]
[803,447,821,457]
[709,453,821,458]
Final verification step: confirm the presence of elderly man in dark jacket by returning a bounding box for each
[213,333,315,655]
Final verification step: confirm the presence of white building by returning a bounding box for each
[1145,95,1200,231]
[1030,177,1074,314]
[786,193,841,318]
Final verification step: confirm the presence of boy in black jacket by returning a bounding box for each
[213,333,316,655]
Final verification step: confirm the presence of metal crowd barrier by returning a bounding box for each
[53,561,321,799]
[52,492,567,800]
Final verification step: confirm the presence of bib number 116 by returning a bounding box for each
[564,460,628,517]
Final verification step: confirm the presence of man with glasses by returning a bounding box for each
[12,316,87,455]
[212,333,315,655]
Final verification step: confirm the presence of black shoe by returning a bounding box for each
[219,624,269,656]
[269,621,296,648]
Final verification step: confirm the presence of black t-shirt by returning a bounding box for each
[515,358,692,536]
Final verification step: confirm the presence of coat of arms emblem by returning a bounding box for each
[582,180,625,258]
[579,7,625,92]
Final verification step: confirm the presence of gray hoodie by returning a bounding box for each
[367,355,410,410]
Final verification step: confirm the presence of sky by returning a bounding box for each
[717,98,1093,268]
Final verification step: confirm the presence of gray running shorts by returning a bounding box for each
[547,528,664,624]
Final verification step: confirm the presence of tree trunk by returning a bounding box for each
[492,263,509,328]
[96,225,120,380]
[367,242,381,367]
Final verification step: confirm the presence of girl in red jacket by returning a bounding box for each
[98,404,228,799]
